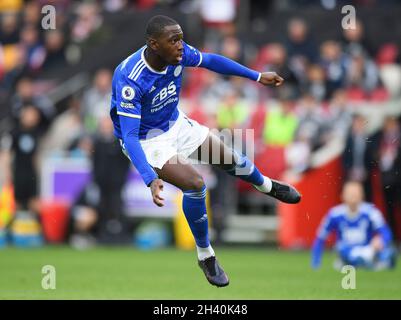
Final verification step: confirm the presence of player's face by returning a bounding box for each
[342,183,364,209]
[157,24,184,65]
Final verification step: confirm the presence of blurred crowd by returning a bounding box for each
[1,0,401,247]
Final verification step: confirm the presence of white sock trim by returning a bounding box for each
[254,176,273,193]
[197,245,215,261]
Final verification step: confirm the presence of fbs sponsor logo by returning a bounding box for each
[152,81,177,105]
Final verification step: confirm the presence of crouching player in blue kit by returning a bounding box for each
[312,181,397,270]
[110,15,301,287]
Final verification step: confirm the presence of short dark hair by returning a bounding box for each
[146,15,179,38]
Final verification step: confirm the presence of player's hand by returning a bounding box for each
[150,178,165,207]
[258,72,284,87]
[371,235,384,252]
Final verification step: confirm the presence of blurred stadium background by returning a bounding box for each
[1,0,401,299]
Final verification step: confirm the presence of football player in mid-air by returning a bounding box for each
[110,15,301,287]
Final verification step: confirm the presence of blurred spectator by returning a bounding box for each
[371,116,401,241]
[229,77,259,105]
[19,24,46,75]
[11,77,55,131]
[342,19,375,58]
[216,89,249,131]
[199,71,228,115]
[311,181,396,270]
[219,35,244,65]
[92,116,130,242]
[68,133,93,159]
[256,43,299,98]
[286,132,312,174]
[288,93,331,173]
[327,89,353,141]
[71,2,103,43]
[346,47,379,92]
[81,68,112,133]
[0,12,20,45]
[303,64,327,102]
[285,18,318,83]
[22,1,41,28]
[199,0,237,52]
[70,1,111,54]
[263,95,298,147]
[319,40,347,98]
[342,114,373,201]
[42,29,68,71]
[294,93,328,150]
[41,96,84,155]
[9,105,44,212]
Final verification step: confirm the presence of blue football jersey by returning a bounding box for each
[110,42,202,140]
[317,202,387,247]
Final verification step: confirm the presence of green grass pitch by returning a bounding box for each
[0,246,399,300]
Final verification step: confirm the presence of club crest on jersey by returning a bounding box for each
[174,65,182,77]
[122,86,135,100]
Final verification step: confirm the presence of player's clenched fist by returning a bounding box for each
[258,72,284,87]
[150,178,165,207]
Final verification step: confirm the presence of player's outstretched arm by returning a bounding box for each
[311,238,325,269]
[311,213,335,269]
[199,52,284,86]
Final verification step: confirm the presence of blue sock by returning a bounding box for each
[182,186,210,248]
[225,153,264,186]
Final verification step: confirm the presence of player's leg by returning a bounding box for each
[189,132,301,204]
[375,245,397,270]
[154,156,229,287]
[338,244,375,268]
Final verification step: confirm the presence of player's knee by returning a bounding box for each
[186,175,205,191]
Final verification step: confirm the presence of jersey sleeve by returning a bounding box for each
[114,75,158,186]
[182,42,203,67]
[311,210,336,269]
[369,205,386,230]
[368,205,393,245]
[115,76,143,120]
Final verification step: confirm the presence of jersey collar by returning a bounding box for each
[142,47,168,75]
